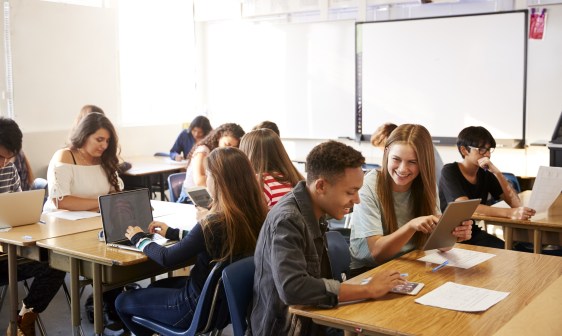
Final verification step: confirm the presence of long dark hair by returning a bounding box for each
[69,112,121,192]
[188,115,212,135]
[202,147,267,262]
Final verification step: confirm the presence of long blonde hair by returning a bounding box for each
[202,147,267,262]
[239,128,303,188]
[376,124,436,248]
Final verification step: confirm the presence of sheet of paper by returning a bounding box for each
[46,211,100,221]
[418,248,495,269]
[415,281,509,312]
[527,166,562,213]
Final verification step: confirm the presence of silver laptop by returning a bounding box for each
[99,189,170,252]
[0,189,45,230]
[422,198,481,251]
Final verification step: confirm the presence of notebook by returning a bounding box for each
[0,189,45,230]
[422,198,481,251]
[99,189,170,252]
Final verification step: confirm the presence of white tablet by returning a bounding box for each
[422,198,481,251]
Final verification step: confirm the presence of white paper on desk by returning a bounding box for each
[165,158,187,165]
[415,282,509,312]
[46,211,100,220]
[491,200,510,208]
[527,166,562,213]
[418,248,495,269]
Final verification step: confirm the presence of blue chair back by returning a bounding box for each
[502,172,521,193]
[168,172,186,203]
[326,231,351,282]
[221,257,255,336]
[132,262,227,336]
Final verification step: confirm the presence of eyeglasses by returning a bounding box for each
[468,146,495,155]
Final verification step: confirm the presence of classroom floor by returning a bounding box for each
[0,275,234,336]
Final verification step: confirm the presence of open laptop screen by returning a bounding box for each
[99,189,153,244]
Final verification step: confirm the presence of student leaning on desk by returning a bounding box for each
[116,147,267,336]
[0,117,66,336]
[250,141,406,336]
[349,124,472,277]
[44,112,123,212]
[439,126,536,249]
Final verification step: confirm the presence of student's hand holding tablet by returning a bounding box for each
[452,219,473,242]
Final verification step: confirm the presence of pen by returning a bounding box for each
[431,260,449,272]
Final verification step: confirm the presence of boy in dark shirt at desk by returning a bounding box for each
[438,126,536,249]
[0,117,66,336]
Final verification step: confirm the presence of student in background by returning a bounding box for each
[116,147,267,336]
[44,112,123,211]
[371,122,444,181]
[13,151,48,192]
[0,117,66,336]
[250,141,405,335]
[179,123,244,202]
[239,128,303,208]
[252,120,280,137]
[170,115,212,161]
[349,124,472,276]
[439,126,535,248]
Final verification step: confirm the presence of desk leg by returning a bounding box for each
[92,264,103,336]
[7,244,17,336]
[70,258,81,336]
[160,173,166,201]
[533,230,542,254]
[504,226,513,250]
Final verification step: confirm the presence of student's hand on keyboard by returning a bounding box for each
[149,221,169,237]
[125,226,144,240]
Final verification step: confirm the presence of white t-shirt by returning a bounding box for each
[349,169,440,269]
[44,161,123,212]
[182,145,211,193]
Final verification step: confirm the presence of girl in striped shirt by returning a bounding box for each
[240,128,304,208]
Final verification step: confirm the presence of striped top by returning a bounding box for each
[262,172,293,209]
[0,162,21,194]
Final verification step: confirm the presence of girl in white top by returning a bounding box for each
[179,123,245,202]
[45,112,123,211]
[349,124,472,274]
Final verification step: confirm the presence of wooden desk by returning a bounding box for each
[0,214,101,336]
[121,156,185,200]
[473,191,562,253]
[493,275,562,336]
[37,201,197,335]
[289,244,562,336]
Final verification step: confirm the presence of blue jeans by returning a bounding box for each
[115,276,198,336]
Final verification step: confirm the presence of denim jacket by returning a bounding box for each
[250,181,340,336]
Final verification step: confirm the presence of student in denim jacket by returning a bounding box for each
[250,141,406,336]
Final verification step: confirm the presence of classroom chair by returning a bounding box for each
[132,262,228,336]
[326,231,351,282]
[221,257,254,336]
[502,172,521,193]
[168,172,186,203]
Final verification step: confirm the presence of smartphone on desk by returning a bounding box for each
[391,281,424,295]
[185,187,212,209]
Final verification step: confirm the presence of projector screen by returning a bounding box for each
[357,11,527,147]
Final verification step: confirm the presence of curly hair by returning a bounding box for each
[306,140,365,185]
[69,112,121,192]
[370,123,397,147]
[185,123,245,162]
[0,117,23,155]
